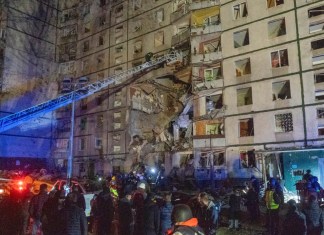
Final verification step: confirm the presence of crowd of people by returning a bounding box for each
[0,172,324,235]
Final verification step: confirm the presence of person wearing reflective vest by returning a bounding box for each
[264,178,283,235]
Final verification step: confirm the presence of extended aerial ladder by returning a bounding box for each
[0,51,182,133]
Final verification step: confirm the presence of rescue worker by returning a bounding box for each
[167,204,205,235]
[264,178,283,235]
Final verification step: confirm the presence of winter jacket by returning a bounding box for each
[93,191,114,235]
[282,209,307,235]
[61,204,88,235]
[229,193,241,212]
[303,200,323,230]
[202,201,219,235]
[29,191,49,219]
[160,202,173,235]
[143,199,160,235]
[168,218,205,235]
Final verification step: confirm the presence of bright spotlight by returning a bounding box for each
[150,168,156,174]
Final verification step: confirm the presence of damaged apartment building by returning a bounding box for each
[2,0,324,188]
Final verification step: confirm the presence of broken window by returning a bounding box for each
[315,73,324,83]
[133,0,141,10]
[203,40,221,53]
[82,4,90,18]
[115,35,122,44]
[80,117,87,130]
[115,46,123,53]
[206,123,224,135]
[308,5,324,18]
[206,94,223,113]
[317,108,324,118]
[237,87,253,106]
[134,40,142,53]
[268,18,286,38]
[84,22,90,33]
[271,49,289,68]
[113,145,121,153]
[313,55,324,66]
[214,153,225,166]
[318,126,324,136]
[154,31,164,47]
[267,0,284,8]
[309,20,324,34]
[233,2,248,20]
[311,38,324,50]
[115,25,123,35]
[97,54,104,66]
[95,138,103,149]
[115,56,122,64]
[115,5,123,16]
[275,113,293,132]
[272,80,291,100]
[113,134,121,142]
[114,99,122,107]
[204,15,220,26]
[204,67,221,81]
[115,67,123,74]
[114,122,121,129]
[155,9,164,23]
[98,35,104,46]
[83,41,89,52]
[235,58,251,77]
[315,90,324,100]
[99,15,106,26]
[79,138,86,151]
[62,25,77,37]
[240,150,256,168]
[133,20,142,32]
[114,112,121,119]
[239,118,254,137]
[233,29,249,48]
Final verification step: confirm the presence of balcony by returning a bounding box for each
[171,28,190,47]
[191,51,222,64]
[190,0,220,10]
[191,21,221,35]
[192,77,223,92]
[170,4,190,23]
[60,34,77,44]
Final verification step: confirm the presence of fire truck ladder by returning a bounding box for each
[0,51,182,133]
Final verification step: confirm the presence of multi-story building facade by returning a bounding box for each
[0,0,58,168]
[221,0,324,188]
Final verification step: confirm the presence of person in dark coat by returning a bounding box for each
[302,195,323,235]
[60,192,88,235]
[119,191,133,235]
[160,192,173,235]
[143,194,160,235]
[132,182,147,235]
[245,185,259,222]
[188,195,205,229]
[41,190,62,235]
[93,185,114,235]
[228,188,242,230]
[199,192,219,235]
[282,199,307,235]
[72,184,86,211]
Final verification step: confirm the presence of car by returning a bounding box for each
[52,179,99,217]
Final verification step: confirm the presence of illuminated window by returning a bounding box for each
[267,0,284,8]
[233,2,248,20]
[237,87,252,106]
[235,58,251,77]
[271,49,289,68]
[275,113,293,132]
[272,80,291,100]
[204,67,221,81]
[268,18,286,38]
[308,5,324,18]
[233,29,249,48]
[239,118,254,137]
[113,145,121,153]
